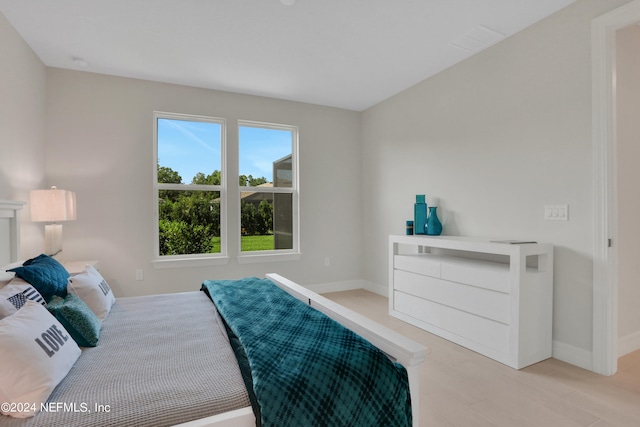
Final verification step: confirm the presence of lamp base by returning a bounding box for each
[44,224,63,257]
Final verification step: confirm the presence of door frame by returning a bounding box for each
[592,0,640,376]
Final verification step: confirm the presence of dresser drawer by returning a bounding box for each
[395,253,510,294]
[440,305,510,353]
[394,269,510,324]
[393,289,509,354]
[394,254,441,278]
[440,258,510,294]
[394,290,441,326]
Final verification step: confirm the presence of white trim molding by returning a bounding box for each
[553,340,593,372]
[306,279,368,295]
[0,200,26,264]
[363,280,388,297]
[592,0,640,376]
[619,330,640,358]
[305,279,386,297]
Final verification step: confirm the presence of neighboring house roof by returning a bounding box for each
[241,183,273,203]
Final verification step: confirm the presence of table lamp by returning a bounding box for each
[30,186,77,257]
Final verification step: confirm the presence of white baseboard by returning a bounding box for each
[362,280,388,297]
[618,330,640,357]
[552,340,593,371]
[306,279,388,297]
[305,279,367,294]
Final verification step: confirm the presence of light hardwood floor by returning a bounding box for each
[323,289,640,427]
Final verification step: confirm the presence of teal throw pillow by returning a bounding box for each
[9,254,70,302]
[46,293,101,347]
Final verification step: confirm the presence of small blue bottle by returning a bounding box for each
[406,220,414,235]
[414,195,427,235]
[426,206,442,235]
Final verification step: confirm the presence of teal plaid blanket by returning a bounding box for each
[201,277,412,427]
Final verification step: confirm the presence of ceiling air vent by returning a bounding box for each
[449,25,505,53]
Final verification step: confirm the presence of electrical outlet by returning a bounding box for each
[135,269,144,281]
[544,205,569,221]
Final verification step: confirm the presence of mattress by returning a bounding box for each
[0,291,251,427]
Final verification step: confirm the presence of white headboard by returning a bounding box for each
[0,200,26,265]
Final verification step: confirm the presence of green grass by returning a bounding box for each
[241,235,275,251]
[209,235,274,253]
[211,237,221,253]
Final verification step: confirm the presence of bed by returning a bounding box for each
[0,199,427,426]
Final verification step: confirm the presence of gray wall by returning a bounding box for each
[43,69,363,297]
[360,0,632,367]
[1,11,364,297]
[0,12,46,256]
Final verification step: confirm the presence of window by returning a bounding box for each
[239,121,299,256]
[153,114,299,267]
[153,112,226,264]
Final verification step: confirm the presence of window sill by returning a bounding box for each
[152,256,230,269]
[237,252,301,264]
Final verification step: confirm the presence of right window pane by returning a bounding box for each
[239,123,297,253]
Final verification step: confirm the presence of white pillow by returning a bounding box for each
[0,261,24,287]
[0,278,46,319]
[0,301,81,418]
[67,265,115,322]
[0,271,15,288]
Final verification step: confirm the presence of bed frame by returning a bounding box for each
[0,200,25,265]
[0,200,427,427]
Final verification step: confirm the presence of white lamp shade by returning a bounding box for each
[30,187,77,222]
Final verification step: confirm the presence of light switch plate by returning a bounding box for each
[544,204,568,221]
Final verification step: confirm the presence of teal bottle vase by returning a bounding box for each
[414,195,427,235]
[426,206,442,235]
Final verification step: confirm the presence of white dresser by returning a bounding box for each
[389,235,553,369]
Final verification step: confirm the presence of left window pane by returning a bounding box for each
[156,115,224,258]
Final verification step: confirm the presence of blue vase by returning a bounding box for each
[426,206,442,235]
[414,195,427,235]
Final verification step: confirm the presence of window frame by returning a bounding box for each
[237,120,300,263]
[152,111,229,268]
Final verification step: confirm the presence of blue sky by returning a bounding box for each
[158,119,291,184]
[238,126,292,180]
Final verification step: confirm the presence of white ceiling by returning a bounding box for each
[0,0,576,111]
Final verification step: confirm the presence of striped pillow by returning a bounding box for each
[0,278,46,319]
